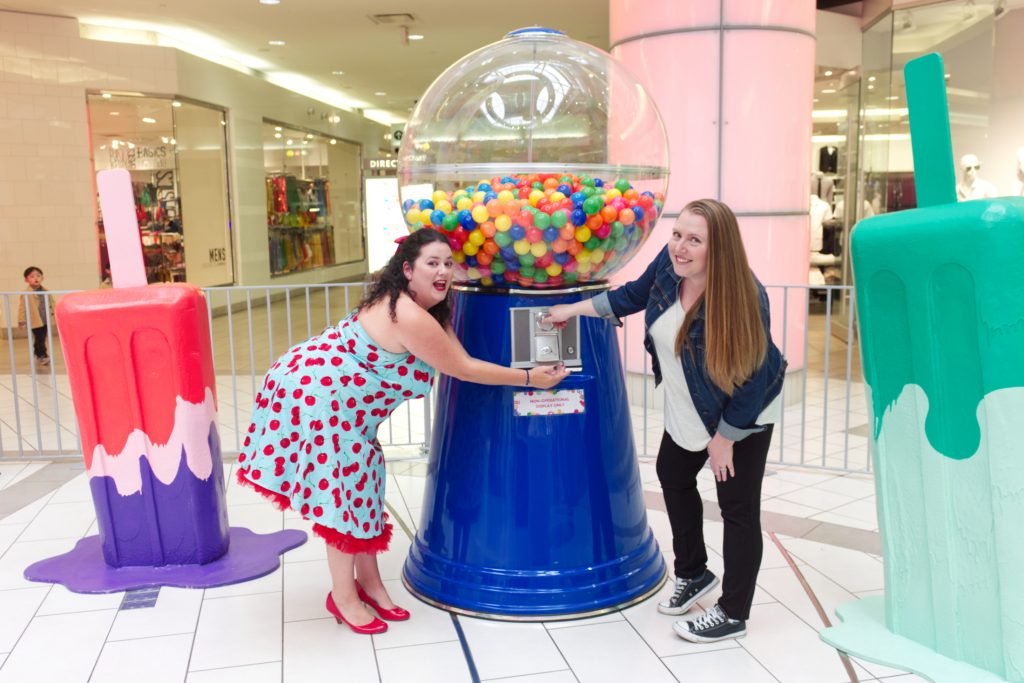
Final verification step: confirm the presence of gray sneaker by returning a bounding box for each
[673,603,746,642]
[657,570,719,615]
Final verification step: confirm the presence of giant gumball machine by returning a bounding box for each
[399,28,669,619]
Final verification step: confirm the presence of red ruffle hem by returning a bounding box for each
[235,469,393,554]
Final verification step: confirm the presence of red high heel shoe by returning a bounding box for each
[325,592,388,634]
[355,581,411,621]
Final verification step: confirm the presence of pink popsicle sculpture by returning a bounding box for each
[58,169,229,566]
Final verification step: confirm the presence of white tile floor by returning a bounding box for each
[0,306,922,682]
[0,447,928,683]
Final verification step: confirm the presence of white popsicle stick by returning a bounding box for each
[97,169,148,288]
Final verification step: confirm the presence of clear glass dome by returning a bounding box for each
[398,27,669,288]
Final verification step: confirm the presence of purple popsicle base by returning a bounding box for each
[23,526,307,593]
[90,426,229,567]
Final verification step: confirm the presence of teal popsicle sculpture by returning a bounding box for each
[819,53,1024,683]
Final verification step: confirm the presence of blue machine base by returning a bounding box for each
[403,287,666,619]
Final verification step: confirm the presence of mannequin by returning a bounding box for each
[956,153,997,201]
[809,193,839,287]
[811,172,834,205]
[1012,147,1024,197]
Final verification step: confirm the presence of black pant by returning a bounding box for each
[31,326,48,359]
[656,425,773,621]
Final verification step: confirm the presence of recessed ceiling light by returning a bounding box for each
[331,70,344,76]
[813,98,819,103]
[408,34,424,41]
[274,132,282,138]
[142,117,157,123]
[375,91,387,96]
[306,133,313,139]
[868,84,875,90]
[269,40,286,46]
[885,95,899,101]
[286,139,293,145]
[259,0,280,4]
[330,139,337,145]
[101,93,112,99]
[274,126,282,131]
[824,70,833,77]
[822,88,836,94]
[109,111,120,116]
[868,76,876,82]
[172,100,182,107]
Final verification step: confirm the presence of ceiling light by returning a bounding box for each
[331,70,344,76]
[306,133,313,139]
[268,40,286,46]
[408,34,424,41]
[868,76,876,82]
[330,139,337,145]
[868,85,875,90]
[100,144,107,150]
[813,98,819,103]
[142,117,156,123]
[274,126,282,131]
[259,0,280,4]
[221,120,226,125]
[127,142,135,149]
[375,91,387,96]
[109,111,120,116]
[822,88,837,94]
[101,93,112,99]
[172,100,182,107]
[885,95,899,101]
[170,138,176,145]
[824,70,833,77]
[286,139,293,145]
[274,132,282,138]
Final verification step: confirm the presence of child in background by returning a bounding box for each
[17,266,54,366]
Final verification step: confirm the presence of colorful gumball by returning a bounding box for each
[399,172,661,288]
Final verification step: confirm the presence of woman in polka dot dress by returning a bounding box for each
[237,229,568,635]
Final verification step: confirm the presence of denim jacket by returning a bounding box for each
[591,246,787,441]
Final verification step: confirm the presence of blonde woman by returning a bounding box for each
[544,199,786,642]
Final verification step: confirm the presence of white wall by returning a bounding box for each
[0,9,388,294]
[0,11,176,293]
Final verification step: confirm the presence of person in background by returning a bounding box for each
[543,199,786,643]
[236,229,568,635]
[17,266,54,367]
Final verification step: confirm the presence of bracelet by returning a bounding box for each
[524,368,531,387]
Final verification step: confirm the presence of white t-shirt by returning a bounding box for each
[649,300,780,451]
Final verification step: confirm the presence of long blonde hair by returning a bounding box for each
[674,199,767,395]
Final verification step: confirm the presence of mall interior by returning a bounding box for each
[0,0,1020,681]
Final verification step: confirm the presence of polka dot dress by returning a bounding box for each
[236,313,434,553]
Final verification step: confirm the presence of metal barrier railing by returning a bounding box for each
[0,283,867,472]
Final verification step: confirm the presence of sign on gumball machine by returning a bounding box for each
[399,28,669,618]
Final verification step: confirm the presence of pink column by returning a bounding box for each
[610,0,815,373]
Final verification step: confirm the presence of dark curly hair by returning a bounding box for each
[358,229,453,328]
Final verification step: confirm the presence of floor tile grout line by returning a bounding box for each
[184,658,282,675]
[86,604,125,682]
[182,586,208,676]
[617,606,692,683]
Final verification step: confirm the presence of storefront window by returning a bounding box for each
[263,121,364,276]
[861,0,1023,211]
[87,94,234,287]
